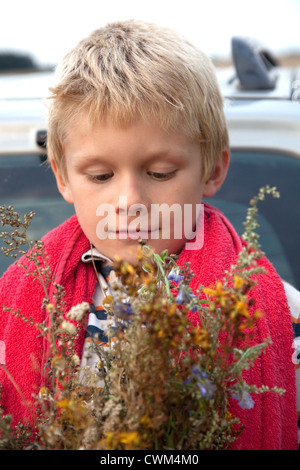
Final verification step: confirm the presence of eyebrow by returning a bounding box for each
[70,155,110,168]
[71,148,189,165]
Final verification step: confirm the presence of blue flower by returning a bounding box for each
[168,269,184,284]
[197,381,216,399]
[191,366,208,379]
[184,366,207,383]
[184,366,216,399]
[197,383,211,399]
[231,389,254,410]
[175,285,195,305]
[114,301,134,322]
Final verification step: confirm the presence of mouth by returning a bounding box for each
[109,228,160,240]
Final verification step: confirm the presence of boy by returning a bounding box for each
[0,20,298,449]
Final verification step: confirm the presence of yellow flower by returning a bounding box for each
[51,355,66,371]
[119,431,140,448]
[235,300,250,318]
[103,431,141,450]
[140,414,154,429]
[234,275,245,290]
[204,282,228,308]
[203,283,221,298]
[213,281,225,295]
[191,326,211,350]
[57,398,69,409]
[39,387,50,399]
[126,264,135,275]
[137,245,144,261]
[167,303,178,317]
[104,432,115,448]
[103,295,114,306]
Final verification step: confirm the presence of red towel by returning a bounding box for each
[0,206,297,449]
[0,215,97,425]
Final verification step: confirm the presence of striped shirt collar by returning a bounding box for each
[81,246,112,265]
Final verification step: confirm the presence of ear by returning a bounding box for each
[50,157,74,204]
[203,149,230,198]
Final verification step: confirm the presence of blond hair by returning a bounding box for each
[47,20,229,181]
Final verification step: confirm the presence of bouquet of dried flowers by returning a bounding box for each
[0,186,284,450]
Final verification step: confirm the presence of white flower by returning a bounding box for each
[72,354,81,366]
[61,320,77,335]
[67,302,90,321]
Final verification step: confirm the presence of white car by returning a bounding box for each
[0,38,300,290]
[0,70,75,276]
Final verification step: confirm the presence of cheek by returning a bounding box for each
[172,183,204,206]
[75,207,99,246]
[69,179,97,208]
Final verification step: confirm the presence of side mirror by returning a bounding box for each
[231,37,278,90]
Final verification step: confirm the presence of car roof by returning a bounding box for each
[222,96,300,157]
[0,71,51,154]
[0,70,54,100]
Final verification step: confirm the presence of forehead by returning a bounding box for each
[63,100,195,140]
[63,111,199,159]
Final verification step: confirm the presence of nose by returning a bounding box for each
[115,173,149,217]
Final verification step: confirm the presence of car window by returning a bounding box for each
[204,150,300,290]
[0,154,74,275]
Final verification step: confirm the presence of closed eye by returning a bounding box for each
[87,172,114,183]
[147,170,177,181]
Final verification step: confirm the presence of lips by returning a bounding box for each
[109,228,160,240]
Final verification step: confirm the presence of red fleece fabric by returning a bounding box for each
[0,206,297,449]
[0,215,97,426]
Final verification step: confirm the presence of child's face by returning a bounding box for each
[52,113,227,263]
